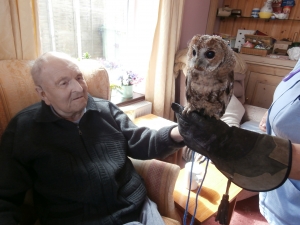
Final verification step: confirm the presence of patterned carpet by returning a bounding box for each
[178,195,269,225]
[229,195,269,225]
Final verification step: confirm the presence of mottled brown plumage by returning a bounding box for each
[183,34,236,119]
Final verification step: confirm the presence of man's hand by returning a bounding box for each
[170,127,184,143]
[171,102,231,159]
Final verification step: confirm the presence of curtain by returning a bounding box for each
[145,0,185,120]
[0,0,40,60]
[122,0,160,94]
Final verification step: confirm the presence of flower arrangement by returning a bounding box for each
[97,58,143,87]
[119,70,143,86]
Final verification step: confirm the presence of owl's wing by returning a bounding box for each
[182,69,197,114]
[226,70,235,104]
[185,69,194,101]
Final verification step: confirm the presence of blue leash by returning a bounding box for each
[183,151,210,225]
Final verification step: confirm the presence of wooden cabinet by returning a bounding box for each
[239,54,296,108]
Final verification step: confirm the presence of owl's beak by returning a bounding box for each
[194,59,204,71]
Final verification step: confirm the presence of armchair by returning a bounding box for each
[0,59,181,225]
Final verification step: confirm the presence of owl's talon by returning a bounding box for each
[182,104,193,115]
[182,108,188,115]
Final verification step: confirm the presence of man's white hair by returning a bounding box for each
[31,52,79,86]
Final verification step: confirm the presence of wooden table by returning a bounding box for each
[133,114,183,165]
[134,113,176,129]
[174,162,242,224]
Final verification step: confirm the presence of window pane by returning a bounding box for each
[52,0,78,56]
[38,0,128,61]
[79,0,103,58]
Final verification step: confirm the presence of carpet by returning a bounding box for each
[178,195,269,225]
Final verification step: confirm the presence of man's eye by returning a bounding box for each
[59,81,67,86]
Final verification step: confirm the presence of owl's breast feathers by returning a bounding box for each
[184,34,236,119]
[185,69,234,119]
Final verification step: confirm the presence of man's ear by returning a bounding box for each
[35,86,50,105]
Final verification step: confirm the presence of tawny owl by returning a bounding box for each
[183,34,236,119]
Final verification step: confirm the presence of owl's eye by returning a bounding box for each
[205,51,215,59]
[192,49,196,56]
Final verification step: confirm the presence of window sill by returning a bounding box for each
[111,91,145,107]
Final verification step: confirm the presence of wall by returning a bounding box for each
[177,0,216,105]
[179,0,210,50]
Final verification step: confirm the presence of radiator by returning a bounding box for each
[119,101,152,120]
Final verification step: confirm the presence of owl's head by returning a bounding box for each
[187,34,236,74]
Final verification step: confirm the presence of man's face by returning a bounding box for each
[37,58,88,120]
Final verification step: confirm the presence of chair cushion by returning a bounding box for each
[220,95,245,127]
[78,59,110,100]
[240,120,266,134]
[162,216,181,225]
[130,158,181,221]
[0,60,39,137]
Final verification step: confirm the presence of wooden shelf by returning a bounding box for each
[211,0,300,42]
[217,15,300,22]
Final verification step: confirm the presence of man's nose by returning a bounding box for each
[70,79,84,92]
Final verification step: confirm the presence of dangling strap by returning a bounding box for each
[215,177,232,225]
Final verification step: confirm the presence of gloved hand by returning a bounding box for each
[172,102,292,191]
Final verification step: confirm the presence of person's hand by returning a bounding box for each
[170,127,184,143]
[171,102,230,159]
[259,111,268,132]
[172,102,292,192]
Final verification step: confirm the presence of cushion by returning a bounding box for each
[233,72,246,104]
[130,158,181,221]
[162,216,181,225]
[240,120,266,134]
[0,60,39,137]
[78,59,110,100]
[220,95,245,127]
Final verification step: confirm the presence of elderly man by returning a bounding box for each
[0,52,184,225]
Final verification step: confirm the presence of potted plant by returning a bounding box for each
[118,70,143,98]
[97,58,143,98]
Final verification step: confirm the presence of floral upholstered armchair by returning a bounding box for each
[0,59,181,225]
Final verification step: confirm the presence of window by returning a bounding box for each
[37,0,159,94]
[38,0,128,61]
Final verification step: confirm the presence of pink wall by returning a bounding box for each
[179,0,211,49]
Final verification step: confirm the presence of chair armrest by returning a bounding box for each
[242,104,268,123]
[130,158,181,222]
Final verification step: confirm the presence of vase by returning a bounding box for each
[122,85,133,98]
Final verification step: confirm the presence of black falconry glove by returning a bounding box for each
[172,102,292,192]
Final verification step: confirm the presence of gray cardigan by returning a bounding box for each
[0,95,184,225]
